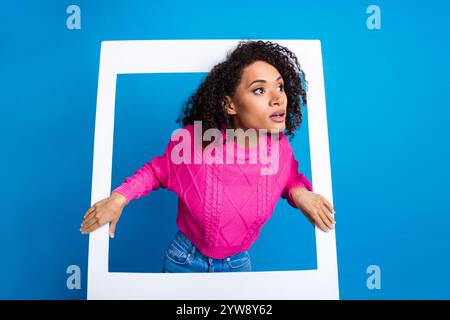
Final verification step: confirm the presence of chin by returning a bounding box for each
[267,124,285,133]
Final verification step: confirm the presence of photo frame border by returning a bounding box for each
[87,39,339,299]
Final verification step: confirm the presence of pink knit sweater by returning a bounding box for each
[112,124,313,259]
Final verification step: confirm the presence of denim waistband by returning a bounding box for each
[174,230,193,250]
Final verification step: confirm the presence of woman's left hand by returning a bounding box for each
[291,188,336,232]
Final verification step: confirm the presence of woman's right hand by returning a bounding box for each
[80,192,128,238]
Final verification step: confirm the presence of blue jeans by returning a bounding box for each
[162,230,252,273]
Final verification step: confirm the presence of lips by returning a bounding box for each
[269,109,286,122]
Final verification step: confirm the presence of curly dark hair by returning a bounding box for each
[175,40,308,149]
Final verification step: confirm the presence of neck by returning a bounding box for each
[230,128,260,148]
[236,134,258,148]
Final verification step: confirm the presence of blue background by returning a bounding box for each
[1,0,449,299]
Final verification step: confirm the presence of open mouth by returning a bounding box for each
[269,112,286,122]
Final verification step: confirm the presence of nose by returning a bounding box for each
[270,92,284,107]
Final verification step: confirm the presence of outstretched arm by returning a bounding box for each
[290,187,335,232]
[112,139,174,204]
[281,145,313,209]
[281,146,335,232]
[80,139,174,238]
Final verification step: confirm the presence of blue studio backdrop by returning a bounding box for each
[1,1,449,299]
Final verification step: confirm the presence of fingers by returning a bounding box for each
[82,214,98,230]
[109,221,117,238]
[81,202,120,236]
[311,212,329,232]
[84,206,95,219]
[319,208,334,231]
[82,220,100,234]
[83,206,96,225]
[309,208,336,233]
[322,197,335,215]
[306,214,329,233]
[81,210,103,234]
[298,193,336,233]
[81,211,98,229]
[317,195,335,232]
[321,205,335,226]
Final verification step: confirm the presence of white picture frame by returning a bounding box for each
[88,39,339,299]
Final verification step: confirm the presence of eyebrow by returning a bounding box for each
[248,76,283,88]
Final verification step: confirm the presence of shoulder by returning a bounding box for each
[278,131,288,144]
[277,131,293,156]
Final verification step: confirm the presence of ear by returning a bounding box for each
[223,95,237,115]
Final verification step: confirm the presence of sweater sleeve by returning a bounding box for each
[281,142,313,209]
[111,139,173,205]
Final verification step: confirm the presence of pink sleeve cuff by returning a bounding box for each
[286,174,313,208]
[111,184,134,205]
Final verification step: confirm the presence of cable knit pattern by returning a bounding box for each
[203,162,223,247]
[112,124,313,259]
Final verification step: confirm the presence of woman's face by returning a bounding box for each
[224,60,287,134]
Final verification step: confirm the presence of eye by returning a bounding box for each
[253,84,284,95]
[253,87,265,95]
